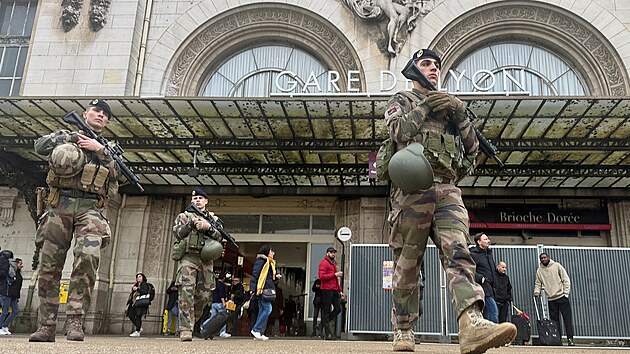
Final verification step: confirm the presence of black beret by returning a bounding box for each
[87,99,112,119]
[412,49,442,68]
[191,188,208,199]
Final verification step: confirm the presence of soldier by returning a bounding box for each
[172,188,224,341]
[29,99,120,342]
[385,50,516,353]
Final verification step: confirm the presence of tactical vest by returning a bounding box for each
[396,91,474,181]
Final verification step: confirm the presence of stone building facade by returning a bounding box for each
[1,0,629,334]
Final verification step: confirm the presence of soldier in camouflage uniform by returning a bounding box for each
[172,188,223,342]
[29,99,120,342]
[385,50,516,353]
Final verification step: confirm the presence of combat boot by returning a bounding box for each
[180,330,193,342]
[458,303,516,354]
[392,328,415,352]
[29,325,56,342]
[66,315,85,341]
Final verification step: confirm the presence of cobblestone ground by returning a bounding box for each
[1,335,627,354]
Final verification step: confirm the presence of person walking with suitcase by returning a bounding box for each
[533,252,575,346]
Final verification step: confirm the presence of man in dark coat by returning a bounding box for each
[470,233,499,323]
[493,261,513,323]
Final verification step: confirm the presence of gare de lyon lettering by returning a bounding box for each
[273,68,528,95]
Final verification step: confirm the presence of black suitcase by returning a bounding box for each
[534,297,562,346]
[511,314,531,344]
[200,311,231,339]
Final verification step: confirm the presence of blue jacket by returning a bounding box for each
[250,255,275,299]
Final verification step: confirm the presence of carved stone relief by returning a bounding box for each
[143,197,171,274]
[341,0,442,56]
[432,3,629,96]
[166,4,361,96]
[0,188,18,227]
[60,0,111,32]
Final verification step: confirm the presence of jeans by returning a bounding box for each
[210,302,227,334]
[252,299,272,334]
[0,296,19,328]
[166,304,179,333]
[483,296,499,323]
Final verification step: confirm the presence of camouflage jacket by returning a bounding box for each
[35,129,122,197]
[172,210,222,242]
[384,88,479,181]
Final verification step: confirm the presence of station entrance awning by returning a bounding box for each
[0,96,628,196]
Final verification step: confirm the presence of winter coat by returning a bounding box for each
[318,257,342,292]
[470,245,497,298]
[493,269,512,303]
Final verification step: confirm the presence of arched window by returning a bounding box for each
[443,43,588,96]
[200,45,331,97]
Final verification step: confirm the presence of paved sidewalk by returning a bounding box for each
[0,335,627,354]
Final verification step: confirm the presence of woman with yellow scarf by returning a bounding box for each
[249,245,281,340]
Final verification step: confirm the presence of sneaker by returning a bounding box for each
[251,330,268,340]
[130,331,140,337]
[219,332,232,338]
[0,328,7,336]
[393,329,415,352]
[139,327,144,333]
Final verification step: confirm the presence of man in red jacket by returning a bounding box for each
[318,247,344,340]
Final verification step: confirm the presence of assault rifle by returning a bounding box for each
[401,59,505,167]
[185,203,239,249]
[63,110,144,191]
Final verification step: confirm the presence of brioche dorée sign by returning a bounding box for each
[469,209,610,231]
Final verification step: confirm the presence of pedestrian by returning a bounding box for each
[29,99,121,343]
[533,252,575,346]
[229,277,245,335]
[318,247,343,340]
[127,273,150,337]
[0,257,23,335]
[469,233,499,323]
[494,261,513,323]
[282,296,297,336]
[208,273,231,338]
[266,286,283,337]
[165,280,179,335]
[172,188,225,341]
[250,245,282,340]
[311,278,322,337]
[386,50,516,352]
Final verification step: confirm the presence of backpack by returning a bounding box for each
[147,282,156,302]
[7,259,17,286]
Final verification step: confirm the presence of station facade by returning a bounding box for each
[0,0,629,334]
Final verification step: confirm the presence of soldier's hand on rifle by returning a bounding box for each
[77,133,105,152]
[194,218,210,231]
[426,91,465,120]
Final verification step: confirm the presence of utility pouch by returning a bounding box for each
[47,187,60,207]
[46,170,75,189]
[187,230,202,253]
[91,165,109,192]
[36,187,48,217]
[80,164,98,189]
[376,138,396,181]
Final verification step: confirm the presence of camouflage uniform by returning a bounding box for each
[385,88,484,330]
[173,211,221,334]
[33,130,118,327]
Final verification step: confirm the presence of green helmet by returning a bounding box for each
[49,143,86,177]
[388,143,434,193]
[200,239,223,263]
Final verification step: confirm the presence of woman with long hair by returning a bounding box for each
[249,245,282,340]
[127,273,150,337]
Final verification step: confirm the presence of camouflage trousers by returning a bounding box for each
[388,183,483,330]
[176,254,214,332]
[35,196,109,326]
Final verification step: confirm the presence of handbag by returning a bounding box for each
[134,294,151,307]
[261,288,276,302]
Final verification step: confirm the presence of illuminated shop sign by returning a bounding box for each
[469,209,611,231]
[272,69,529,96]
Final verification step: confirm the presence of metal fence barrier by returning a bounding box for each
[347,244,630,340]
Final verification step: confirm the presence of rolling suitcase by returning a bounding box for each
[511,303,531,345]
[534,297,562,346]
[200,311,231,339]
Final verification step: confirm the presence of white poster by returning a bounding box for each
[382,260,394,290]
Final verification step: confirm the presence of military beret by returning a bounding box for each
[191,188,208,199]
[412,49,442,68]
[87,99,112,119]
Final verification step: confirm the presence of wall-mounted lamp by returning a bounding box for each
[188,144,200,177]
